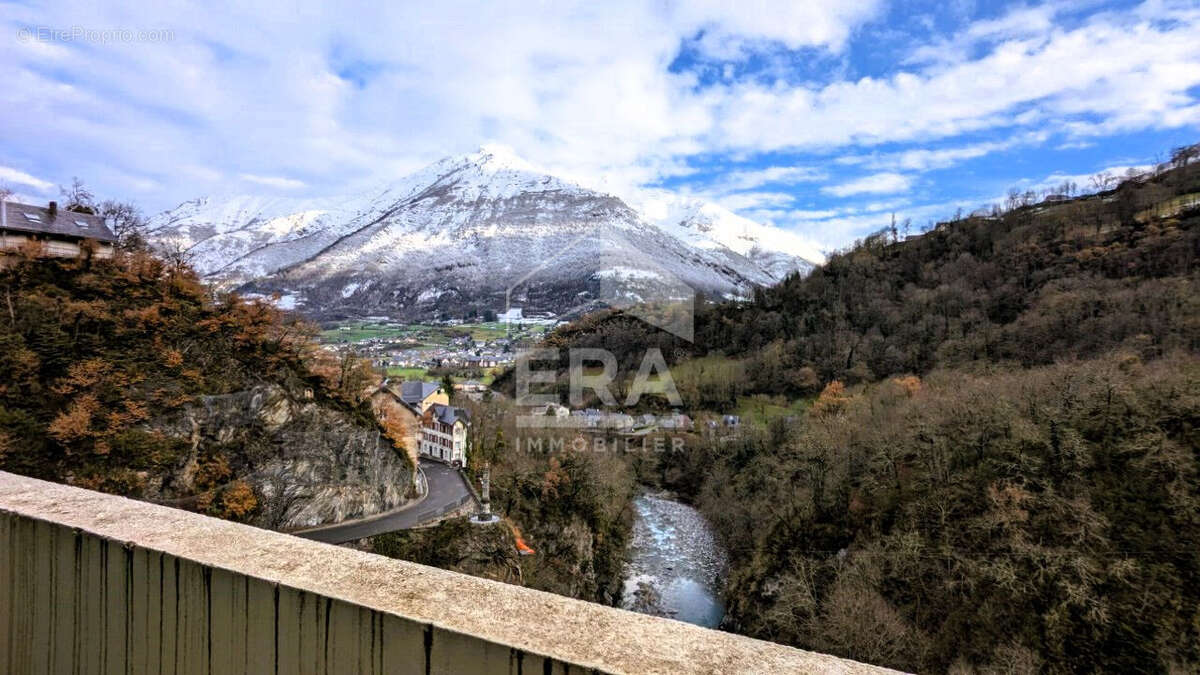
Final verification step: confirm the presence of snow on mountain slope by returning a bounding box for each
[148,146,821,319]
[635,189,823,281]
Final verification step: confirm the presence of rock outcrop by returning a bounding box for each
[151,384,415,530]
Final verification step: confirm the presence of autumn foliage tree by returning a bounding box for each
[0,249,396,517]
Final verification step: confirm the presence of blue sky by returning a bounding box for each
[1,0,1198,253]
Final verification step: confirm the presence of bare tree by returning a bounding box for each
[60,177,95,213]
[98,199,148,250]
[1089,171,1115,193]
[1170,143,1199,168]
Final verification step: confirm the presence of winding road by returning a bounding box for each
[291,459,475,544]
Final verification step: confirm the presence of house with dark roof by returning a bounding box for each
[1,200,116,260]
[396,380,447,413]
[419,402,471,467]
[376,379,472,466]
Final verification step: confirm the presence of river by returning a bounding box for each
[621,491,728,628]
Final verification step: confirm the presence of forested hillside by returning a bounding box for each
[548,149,1200,671]
[701,154,1198,396]
[543,148,1198,404]
[0,247,413,529]
[655,355,1199,671]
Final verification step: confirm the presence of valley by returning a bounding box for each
[6,2,1200,672]
[2,148,1197,673]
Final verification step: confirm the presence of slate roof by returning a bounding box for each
[1,201,117,243]
[399,381,441,405]
[429,403,470,426]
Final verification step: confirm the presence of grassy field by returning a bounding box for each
[384,366,428,380]
[384,366,504,385]
[734,395,811,427]
[320,323,415,343]
[462,322,509,340]
[1134,191,1200,222]
[668,354,813,426]
[319,320,546,345]
[669,353,746,380]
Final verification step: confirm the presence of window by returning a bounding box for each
[22,213,40,222]
[74,220,89,229]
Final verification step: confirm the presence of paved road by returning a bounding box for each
[292,459,475,544]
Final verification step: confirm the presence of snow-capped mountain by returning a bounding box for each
[634,189,822,282]
[148,146,820,320]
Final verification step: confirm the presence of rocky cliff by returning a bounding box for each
[151,384,416,530]
[0,252,417,534]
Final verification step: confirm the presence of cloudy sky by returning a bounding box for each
[2,0,1198,252]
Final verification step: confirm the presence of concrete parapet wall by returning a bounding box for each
[0,471,898,674]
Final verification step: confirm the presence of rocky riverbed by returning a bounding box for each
[621,491,727,628]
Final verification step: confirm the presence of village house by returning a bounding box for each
[388,380,472,468]
[465,354,502,368]
[0,199,116,260]
[418,403,470,467]
[455,380,488,394]
[368,380,473,467]
[397,381,448,412]
[658,413,693,431]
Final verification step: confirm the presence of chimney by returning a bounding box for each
[48,201,58,218]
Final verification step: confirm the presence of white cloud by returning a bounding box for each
[0,165,54,191]
[707,5,1200,153]
[717,191,795,210]
[905,4,1060,67]
[1025,162,1155,194]
[823,172,913,197]
[838,134,1046,172]
[240,174,306,190]
[677,0,884,57]
[709,165,827,192]
[784,208,843,220]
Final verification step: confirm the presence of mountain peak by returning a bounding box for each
[419,144,582,200]
[471,143,535,172]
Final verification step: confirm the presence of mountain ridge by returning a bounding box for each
[148,147,820,320]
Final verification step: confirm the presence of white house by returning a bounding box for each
[606,413,635,430]
[419,403,471,468]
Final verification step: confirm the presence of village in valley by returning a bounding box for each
[318,308,552,391]
[320,306,746,470]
